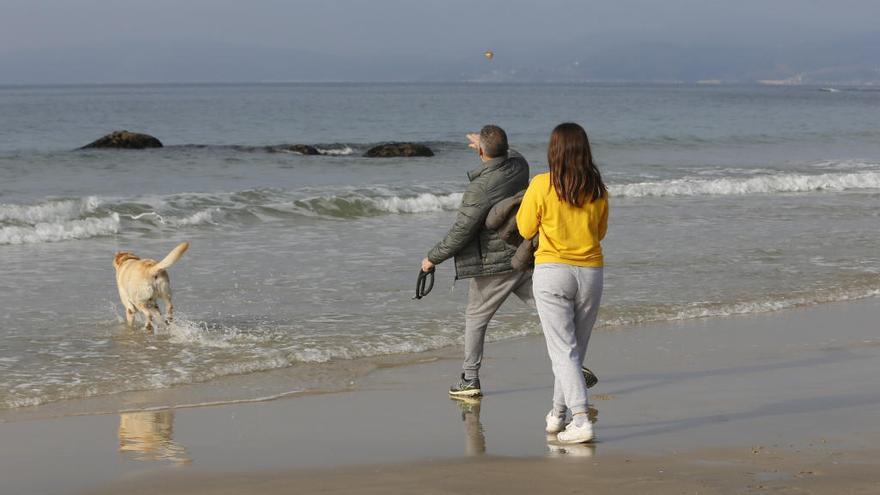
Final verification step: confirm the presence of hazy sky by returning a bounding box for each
[2,0,879,83]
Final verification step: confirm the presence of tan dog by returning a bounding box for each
[113,242,189,331]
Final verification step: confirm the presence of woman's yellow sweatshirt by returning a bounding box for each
[516,173,608,267]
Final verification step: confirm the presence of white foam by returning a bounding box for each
[120,208,220,227]
[610,171,880,198]
[5,285,879,411]
[285,321,537,364]
[316,146,355,156]
[0,196,101,224]
[602,288,880,328]
[165,208,221,226]
[122,211,163,221]
[164,319,238,348]
[810,159,877,170]
[4,396,44,408]
[116,390,306,413]
[372,192,462,213]
[0,214,119,245]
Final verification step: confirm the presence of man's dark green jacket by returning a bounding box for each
[427,150,530,279]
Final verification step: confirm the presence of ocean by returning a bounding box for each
[1,83,878,413]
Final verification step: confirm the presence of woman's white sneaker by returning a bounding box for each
[545,411,567,434]
[556,414,594,444]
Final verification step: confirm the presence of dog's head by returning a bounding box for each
[113,251,140,270]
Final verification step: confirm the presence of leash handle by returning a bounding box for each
[413,267,435,300]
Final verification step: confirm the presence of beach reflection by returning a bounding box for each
[546,438,597,457]
[452,397,486,456]
[118,410,191,465]
[546,406,599,458]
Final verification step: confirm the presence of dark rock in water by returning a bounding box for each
[363,142,434,158]
[270,144,320,155]
[81,130,163,149]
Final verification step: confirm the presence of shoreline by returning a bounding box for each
[0,338,464,424]
[1,297,878,494]
[3,292,879,423]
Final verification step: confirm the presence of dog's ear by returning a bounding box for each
[113,252,126,269]
[114,251,136,269]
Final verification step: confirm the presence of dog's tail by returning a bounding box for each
[150,242,189,274]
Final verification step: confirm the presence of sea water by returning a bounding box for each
[0,83,878,411]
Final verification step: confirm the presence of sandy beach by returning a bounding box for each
[85,446,880,495]
[1,297,877,494]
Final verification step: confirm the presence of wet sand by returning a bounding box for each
[86,446,880,495]
[2,298,880,494]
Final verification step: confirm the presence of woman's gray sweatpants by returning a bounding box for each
[533,263,604,416]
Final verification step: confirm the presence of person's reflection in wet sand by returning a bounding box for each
[451,397,486,456]
[118,410,191,465]
[546,405,598,457]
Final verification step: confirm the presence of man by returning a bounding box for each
[421,125,533,397]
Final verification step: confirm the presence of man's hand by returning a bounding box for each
[466,133,480,152]
[421,257,435,273]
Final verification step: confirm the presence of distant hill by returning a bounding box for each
[423,32,880,85]
[2,33,878,85]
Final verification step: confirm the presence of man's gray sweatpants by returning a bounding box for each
[533,263,603,416]
[463,269,534,380]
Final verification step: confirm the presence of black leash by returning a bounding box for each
[413,267,435,300]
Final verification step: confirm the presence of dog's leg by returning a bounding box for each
[149,305,163,330]
[137,303,155,332]
[162,295,174,325]
[125,306,136,326]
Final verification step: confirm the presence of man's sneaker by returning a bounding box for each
[545,410,567,434]
[556,414,594,444]
[449,373,482,397]
[583,367,599,389]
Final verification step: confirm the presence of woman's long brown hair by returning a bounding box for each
[547,123,607,205]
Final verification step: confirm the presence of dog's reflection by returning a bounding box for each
[451,397,486,456]
[118,410,191,465]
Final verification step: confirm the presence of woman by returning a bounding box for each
[516,123,608,444]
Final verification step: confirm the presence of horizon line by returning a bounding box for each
[0,80,870,89]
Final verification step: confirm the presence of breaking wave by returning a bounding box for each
[4,167,878,245]
[291,191,462,217]
[0,215,120,245]
[0,195,120,245]
[0,196,101,224]
[0,188,465,245]
[611,170,880,198]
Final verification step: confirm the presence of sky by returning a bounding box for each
[1,0,879,83]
